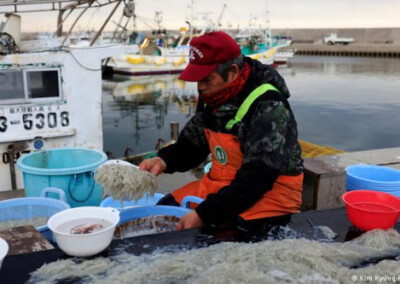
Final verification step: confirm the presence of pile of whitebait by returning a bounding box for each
[94,160,158,203]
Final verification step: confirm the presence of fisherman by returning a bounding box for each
[139,31,303,230]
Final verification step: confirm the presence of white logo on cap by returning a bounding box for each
[189,50,195,61]
[189,46,203,62]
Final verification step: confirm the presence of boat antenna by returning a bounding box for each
[216,3,226,30]
[154,11,163,31]
[123,0,136,31]
[186,0,197,35]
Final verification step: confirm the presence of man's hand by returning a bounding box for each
[138,157,166,176]
[176,211,203,230]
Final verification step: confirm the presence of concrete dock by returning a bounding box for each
[271,27,400,58]
[303,147,400,211]
[272,27,400,45]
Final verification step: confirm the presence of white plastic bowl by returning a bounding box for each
[48,207,120,257]
[0,237,9,270]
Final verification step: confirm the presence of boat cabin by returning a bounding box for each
[0,1,138,192]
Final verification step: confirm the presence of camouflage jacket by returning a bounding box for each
[158,57,303,225]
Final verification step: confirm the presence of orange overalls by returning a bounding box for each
[171,84,303,220]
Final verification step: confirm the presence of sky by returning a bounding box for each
[1,0,399,33]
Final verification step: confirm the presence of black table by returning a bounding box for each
[1,207,399,283]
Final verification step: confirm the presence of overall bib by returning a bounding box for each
[171,84,303,220]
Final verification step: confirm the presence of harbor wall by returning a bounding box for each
[271,28,400,44]
[289,43,400,58]
[22,28,400,44]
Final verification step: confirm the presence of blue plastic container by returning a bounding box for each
[346,165,400,199]
[388,191,400,197]
[346,180,400,191]
[100,193,165,211]
[0,187,70,241]
[346,175,400,189]
[346,165,400,184]
[118,205,190,226]
[17,148,107,208]
[118,196,204,226]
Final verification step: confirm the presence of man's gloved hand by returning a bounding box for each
[176,210,203,230]
[138,157,167,176]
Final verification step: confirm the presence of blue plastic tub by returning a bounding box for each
[346,175,400,189]
[346,165,400,184]
[118,196,204,226]
[17,148,107,208]
[346,165,400,193]
[100,193,165,211]
[346,180,400,191]
[118,205,190,226]
[0,187,70,241]
[387,191,400,197]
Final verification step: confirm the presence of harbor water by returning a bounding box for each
[102,55,400,158]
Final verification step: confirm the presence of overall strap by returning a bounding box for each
[225,83,280,130]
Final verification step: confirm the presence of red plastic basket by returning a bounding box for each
[342,190,400,231]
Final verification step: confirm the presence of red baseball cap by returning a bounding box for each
[179,31,241,82]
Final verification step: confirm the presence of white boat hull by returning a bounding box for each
[0,44,138,191]
[108,54,189,77]
[273,49,296,65]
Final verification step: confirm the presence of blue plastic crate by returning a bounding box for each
[118,196,204,226]
[0,187,70,241]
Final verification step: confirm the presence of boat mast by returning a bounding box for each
[216,4,227,29]
[61,1,95,46]
[186,0,196,36]
[154,11,163,31]
[265,0,272,48]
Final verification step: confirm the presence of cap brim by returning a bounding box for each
[178,63,218,82]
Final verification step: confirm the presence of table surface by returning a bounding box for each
[0,225,54,256]
[1,207,399,283]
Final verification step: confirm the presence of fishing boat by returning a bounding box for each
[0,0,138,192]
[105,0,223,78]
[107,27,206,78]
[235,30,293,64]
[233,6,294,65]
[273,48,297,65]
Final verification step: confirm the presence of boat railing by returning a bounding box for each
[0,0,133,53]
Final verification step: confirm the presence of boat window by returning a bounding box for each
[27,70,60,99]
[0,70,25,101]
[0,68,61,105]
